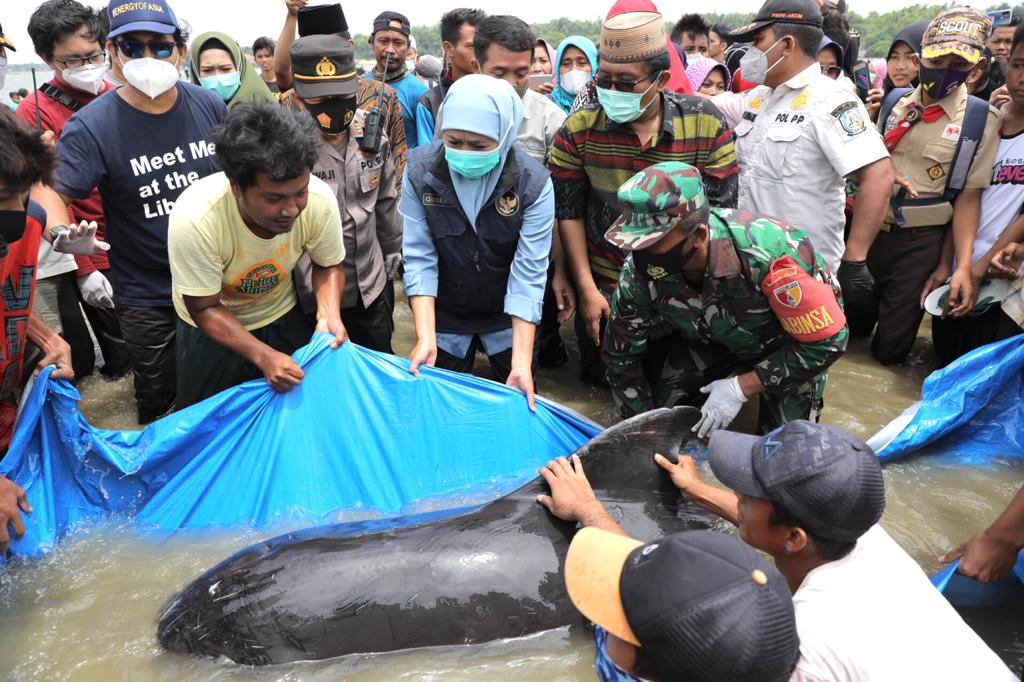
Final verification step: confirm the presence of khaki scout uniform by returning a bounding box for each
[296,109,401,353]
[866,84,999,365]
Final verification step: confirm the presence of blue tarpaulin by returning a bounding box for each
[865,334,1024,603]
[871,334,1024,464]
[0,336,600,559]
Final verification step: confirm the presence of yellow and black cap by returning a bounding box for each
[0,23,17,51]
[290,35,359,99]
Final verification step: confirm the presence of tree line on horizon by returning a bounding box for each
[350,3,1024,60]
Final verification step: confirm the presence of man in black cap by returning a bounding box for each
[564,527,800,682]
[654,421,1015,681]
[709,0,893,325]
[291,35,400,354]
[272,0,408,180]
[364,11,427,149]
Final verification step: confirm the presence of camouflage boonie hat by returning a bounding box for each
[921,7,991,65]
[604,162,708,252]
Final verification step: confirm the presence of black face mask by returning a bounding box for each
[0,210,28,245]
[632,236,698,280]
[918,63,972,100]
[306,97,357,135]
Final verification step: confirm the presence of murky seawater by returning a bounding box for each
[1,295,1022,679]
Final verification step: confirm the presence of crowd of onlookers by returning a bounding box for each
[0,0,1023,678]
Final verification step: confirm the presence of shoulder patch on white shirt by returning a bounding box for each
[830,101,866,136]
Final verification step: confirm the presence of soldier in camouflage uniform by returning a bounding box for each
[602,162,849,436]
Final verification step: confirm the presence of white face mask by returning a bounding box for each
[405,59,416,73]
[0,57,8,90]
[739,38,788,85]
[120,55,180,99]
[560,69,590,95]
[62,61,108,95]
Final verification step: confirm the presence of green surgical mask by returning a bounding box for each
[200,71,241,101]
[444,146,501,178]
[596,77,659,123]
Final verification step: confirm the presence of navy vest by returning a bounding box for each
[406,141,549,334]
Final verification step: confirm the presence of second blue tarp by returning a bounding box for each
[0,336,600,559]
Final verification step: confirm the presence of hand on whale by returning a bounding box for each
[537,455,630,537]
[157,406,707,665]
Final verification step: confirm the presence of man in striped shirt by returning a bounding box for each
[549,9,738,386]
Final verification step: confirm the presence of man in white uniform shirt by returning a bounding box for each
[711,0,893,323]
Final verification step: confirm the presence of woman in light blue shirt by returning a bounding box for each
[400,75,554,410]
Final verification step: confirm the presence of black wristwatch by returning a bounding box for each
[49,224,70,242]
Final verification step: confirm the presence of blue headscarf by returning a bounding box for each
[551,36,598,114]
[439,75,523,225]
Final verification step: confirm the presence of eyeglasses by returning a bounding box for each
[116,39,176,60]
[593,74,656,92]
[821,64,843,80]
[52,52,105,69]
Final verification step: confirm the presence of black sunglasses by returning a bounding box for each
[116,38,176,60]
[593,73,657,92]
[821,65,843,80]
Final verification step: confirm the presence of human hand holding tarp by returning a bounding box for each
[0,475,30,554]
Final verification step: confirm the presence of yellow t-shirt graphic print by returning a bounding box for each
[233,260,284,297]
[168,173,345,330]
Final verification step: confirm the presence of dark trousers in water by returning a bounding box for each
[932,307,1022,367]
[341,282,394,354]
[435,336,514,382]
[176,304,314,410]
[854,225,945,365]
[76,285,132,380]
[536,275,567,368]
[116,305,178,423]
[644,334,824,434]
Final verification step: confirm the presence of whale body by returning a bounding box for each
[157,407,706,665]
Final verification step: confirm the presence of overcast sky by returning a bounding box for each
[4,0,949,64]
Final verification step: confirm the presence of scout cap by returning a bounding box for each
[372,11,411,37]
[604,162,708,252]
[600,11,667,63]
[921,7,992,65]
[566,528,800,682]
[709,420,886,542]
[107,0,179,40]
[290,35,359,99]
[297,3,349,38]
[0,23,16,51]
[730,0,823,42]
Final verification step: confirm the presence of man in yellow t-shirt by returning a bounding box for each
[168,103,347,408]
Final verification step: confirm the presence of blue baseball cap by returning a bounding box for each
[709,421,886,542]
[107,0,179,40]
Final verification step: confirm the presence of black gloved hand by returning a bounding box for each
[837,259,875,302]
[837,259,877,337]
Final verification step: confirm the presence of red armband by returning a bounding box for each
[761,255,846,342]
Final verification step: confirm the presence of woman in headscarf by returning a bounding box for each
[531,38,558,95]
[685,56,731,97]
[401,75,554,410]
[188,32,277,109]
[550,36,598,114]
[865,21,927,121]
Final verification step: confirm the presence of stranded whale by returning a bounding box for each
[157,407,706,665]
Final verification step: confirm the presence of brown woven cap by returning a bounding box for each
[600,11,667,63]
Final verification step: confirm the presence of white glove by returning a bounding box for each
[384,252,403,281]
[77,271,114,309]
[692,376,748,439]
[53,220,111,256]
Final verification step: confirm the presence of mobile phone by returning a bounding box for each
[989,9,1013,27]
[529,73,553,89]
[852,60,871,102]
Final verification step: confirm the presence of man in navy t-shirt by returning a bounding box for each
[53,0,226,423]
